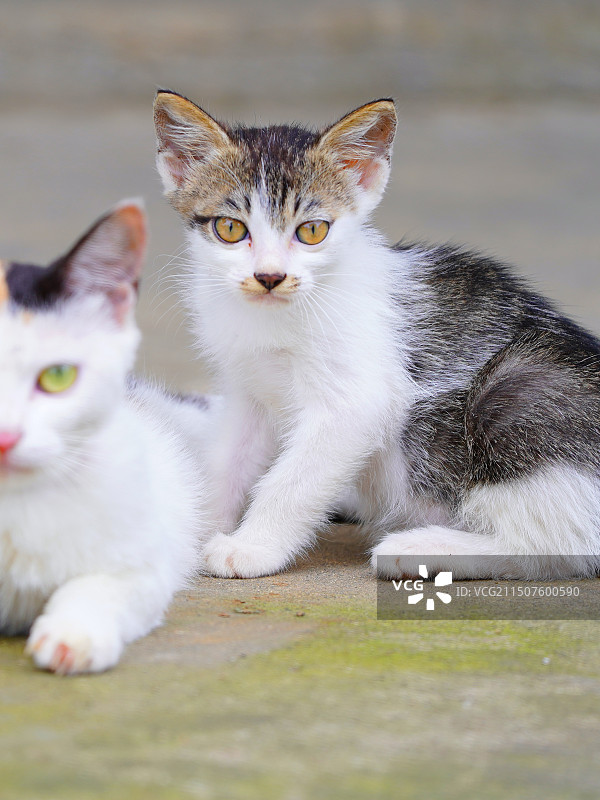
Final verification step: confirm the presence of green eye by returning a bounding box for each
[296,220,329,245]
[37,365,78,394]
[213,217,248,243]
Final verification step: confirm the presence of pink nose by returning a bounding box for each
[0,431,22,455]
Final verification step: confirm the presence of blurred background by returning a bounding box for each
[1,0,599,391]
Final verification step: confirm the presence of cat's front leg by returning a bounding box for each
[205,396,275,535]
[25,572,168,675]
[202,407,377,578]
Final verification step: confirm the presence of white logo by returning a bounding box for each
[406,565,453,611]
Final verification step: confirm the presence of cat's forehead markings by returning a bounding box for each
[303,199,321,215]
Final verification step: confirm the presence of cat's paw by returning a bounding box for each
[371,534,424,579]
[371,529,456,579]
[202,532,289,578]
[371,527,499,580]
[25,614,123,675]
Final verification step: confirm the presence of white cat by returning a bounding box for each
[0,202,210,673]
[154,91,600,582]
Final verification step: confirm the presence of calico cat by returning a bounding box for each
[0,202,209,674]
[154,90,600,581]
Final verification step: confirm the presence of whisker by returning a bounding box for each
[300,293,329,341]
[305,291,345,342]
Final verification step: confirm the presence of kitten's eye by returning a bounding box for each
[213,217,248,243]
[37,365,78,394]
[296,220,329,245]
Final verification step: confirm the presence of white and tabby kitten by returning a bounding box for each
[0,202,208,673]
[154,91,600,581]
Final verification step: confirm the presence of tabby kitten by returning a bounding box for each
[154,90,600,581]
[0,202,208,673]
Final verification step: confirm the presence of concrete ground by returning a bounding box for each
[1,526,600,799]
[1,1,600,797]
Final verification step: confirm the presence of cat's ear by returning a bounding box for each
[154,90,231,194]
[59,200,147,324]
[316,99,397,212]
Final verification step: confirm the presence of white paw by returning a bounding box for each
[371,529,456,579]
[202,532,289,578]
[371,535,423,579]
[371,527,501,580]
[25,614,123,675]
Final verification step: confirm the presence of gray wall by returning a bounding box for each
[1,1,599,390]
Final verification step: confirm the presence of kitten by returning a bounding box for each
[0,202,209,674]
[154,90,600,581]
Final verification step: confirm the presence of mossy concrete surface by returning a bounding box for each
[1,527,599,800]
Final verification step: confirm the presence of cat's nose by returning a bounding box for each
[254,272,286,291]
[0,430,22,455]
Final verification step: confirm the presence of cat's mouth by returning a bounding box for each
[245,293,291,305]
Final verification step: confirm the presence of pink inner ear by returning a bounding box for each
[161,150,191,189]
[107,284,134,325]
[342,157,383,191]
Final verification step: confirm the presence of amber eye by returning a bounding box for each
[213,217,248,243]
[296,220,329,245]
[37,365,78,394]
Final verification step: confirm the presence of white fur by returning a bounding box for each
[0,294,207,674]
